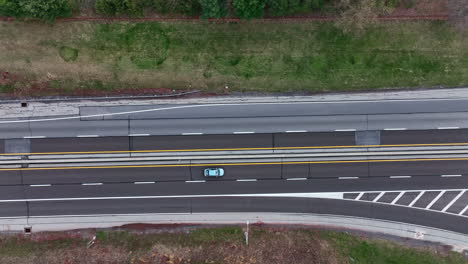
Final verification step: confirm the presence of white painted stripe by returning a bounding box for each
[338,177,359,180]
[77,135,99,138]
[425,190,446,209]
[334,129,356,132]
[355,192,364,200]
[285,130,307,133]
[23,136,46,139]
[134,181,155,184]
[437,127,460,130]
[233,131,255,134]
[286,178,307,181]
[236,179,257,182]
[390,176,412,179]
[442,190,466,212]
[384,128,407,131]
[185,180,206,183]
[182,133,203,135]
[81,183,103,186]
[30,184,51,187]
[373,192,386,202]
[441,174,462,177]
[391,192,405,205]
[0,192,345,203]
[408,191,425,207]
[129,134,150,137]
[459,205,468,215]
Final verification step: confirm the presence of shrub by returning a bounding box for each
[233,0,266,19]
[94,0,143,16]
[0,0,71,21]
[199,0,226,18]
[266,0,299,16]
[150,0,201,16]
[59,46,79,62]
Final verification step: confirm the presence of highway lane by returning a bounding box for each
[5,129,468,154]
[4,103,468,138]
[1,175,464,200]
[15,132,356,154]
[79,99,468,120]
[4,159,468,185]
[18,197,468,234]
[381,129,468,144]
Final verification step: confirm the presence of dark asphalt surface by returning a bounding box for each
[1,175,464,200]
[6,129,468,154]
[5,100,468,138]
[2,100,468,234]
[79,99,468,120]
[21,197,468,234]
[6,160,468,185]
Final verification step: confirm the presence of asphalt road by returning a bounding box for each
[1,99,468,234]
[3,129,468,154]
[4,99,468,138]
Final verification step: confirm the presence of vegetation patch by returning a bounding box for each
[0,20,466,97]
[0,227,466,264]
[58,46,78,62]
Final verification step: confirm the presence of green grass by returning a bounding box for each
[95,226,244,250]
[322,231,468,264]
[0,228,467,263]
[0,20,466,95]
[58,46,79,62]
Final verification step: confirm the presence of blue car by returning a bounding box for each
[204,168,225,177]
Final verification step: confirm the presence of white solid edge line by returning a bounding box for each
[233,131,255,134]
[437,127,460,130]
[23,136,46,139]
[408,191,426,207]
[334,129,356,132]
[134,181,155,184]
[81,183,103,186]
[372,192,386,202]
[390,191,406,205]
[30,184,51,187]
[236,179,257,182]
[285,130,307,133]
[425,190,446,209]
[442,190,466,212]
[459,205,468,215]
[77,135,99,138]
[390,176,412,179]
[338,177,359,180]
[129,134,150,137]
[185,180,206,183]
[0,192,344,203]
[384,128,407,131]
[182,133,203,135]
[441,174,462,177]
[286,178,307,181]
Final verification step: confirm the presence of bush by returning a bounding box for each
[59,46,79,62]
[266,0,299,16]
[0,0,71,21]
[150,0,201,16]
[233,0,266,19]
[94,0,143,16]
[199,0,225,18]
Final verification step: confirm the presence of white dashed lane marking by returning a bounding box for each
[77,135,99,138]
